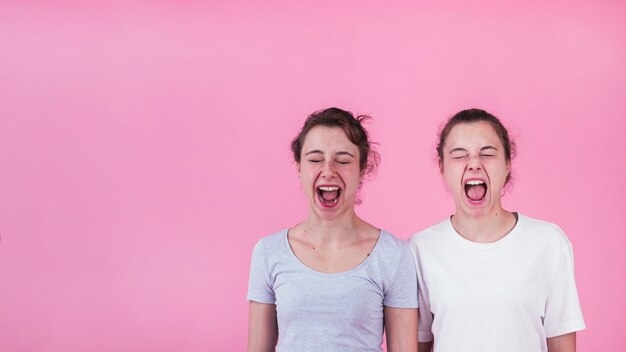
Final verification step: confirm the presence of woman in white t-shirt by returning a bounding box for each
[247,107,418,352]
[410,109,585,352]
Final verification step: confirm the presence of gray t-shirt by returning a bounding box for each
[247,229,418,352]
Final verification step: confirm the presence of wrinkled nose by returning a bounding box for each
[321,162,337,178]
[467,156,482,171]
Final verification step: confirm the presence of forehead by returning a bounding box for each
[444,121,502,148]
[302,126,358,151]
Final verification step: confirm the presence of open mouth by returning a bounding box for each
[317,185,341,205]
[464,179,487,202]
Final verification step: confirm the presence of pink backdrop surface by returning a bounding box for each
[1,1,625,351]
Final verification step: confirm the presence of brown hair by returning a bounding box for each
[437,108,516,183]
[291,107,379,177]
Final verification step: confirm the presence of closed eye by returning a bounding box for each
[449,148,468,160]
[450,153,468,160]
[480,146,497,156]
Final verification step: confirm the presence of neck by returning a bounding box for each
[451,207,516,243]
[301,211,363,244]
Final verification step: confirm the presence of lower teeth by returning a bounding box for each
[321,198,338,204]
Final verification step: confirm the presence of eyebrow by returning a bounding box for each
[304,150,355,157]
[336,151,355,157]
[448,146,498,154]
[449,148,468,154]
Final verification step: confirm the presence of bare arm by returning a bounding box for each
[547,332,576,352]
[247,301,278,352]
[384,307,418,352]
[418,341,433,352]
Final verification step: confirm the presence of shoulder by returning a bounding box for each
[250,229,292,275]
[372,231,413,264]
[409,218,450,247]
[517,214,572,249]
[518,214,570,241]
[378,230,410,250]
[252,229,288,255]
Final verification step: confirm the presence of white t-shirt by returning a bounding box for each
[248,229,418,352]
[410,214,585,352]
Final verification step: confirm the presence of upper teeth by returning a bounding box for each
[319,186,339,191]
[466,180,484,185]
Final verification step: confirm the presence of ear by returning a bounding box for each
[297,162,301,174]
[439,160,444,174]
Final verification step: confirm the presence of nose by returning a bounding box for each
[467,155,482,171]
[320,161,337,178]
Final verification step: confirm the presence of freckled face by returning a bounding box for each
[299,126,362,220]
[441,122,510,217]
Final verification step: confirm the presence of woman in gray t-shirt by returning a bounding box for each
[247,107,418,352]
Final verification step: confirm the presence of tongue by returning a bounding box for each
[322,190,339,201]
[466,185,486,201]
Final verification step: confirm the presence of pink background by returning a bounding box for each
[1,1,625,351]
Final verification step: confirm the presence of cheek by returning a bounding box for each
[443,175,457,191]
[343,170,361,185]
[299,170,314,186]
[442,175,460,194]
[442,164,461,184]
[487,166,509,188]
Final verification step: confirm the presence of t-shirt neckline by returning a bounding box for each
[445,212,524,249]
[283,228,385,276]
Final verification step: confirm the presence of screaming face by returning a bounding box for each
[441,121,510,217]
[298,126,362,219]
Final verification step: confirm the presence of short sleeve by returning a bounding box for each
[543,240,586,337]
[383,242,419,308]
[247,239,276,304]
[411,242,434,342]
